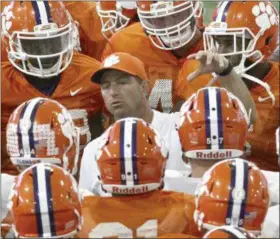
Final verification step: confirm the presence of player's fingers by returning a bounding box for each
[206,52,214,65]
[187,70,201,82]
[219,54,225,69]
[195,51,205,61]
[187,53,197,60]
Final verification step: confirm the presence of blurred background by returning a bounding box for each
[203,1,279,24]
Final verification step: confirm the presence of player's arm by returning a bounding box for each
[78,141,100,193]
[187,51,257,125]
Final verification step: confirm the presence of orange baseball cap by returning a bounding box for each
[91,52,149,84]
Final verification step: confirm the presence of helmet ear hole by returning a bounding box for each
[147,135,153,145]
[209,181,215,194]
[189,101,194,111]
[265,36,273,46]
[232,99,239,110]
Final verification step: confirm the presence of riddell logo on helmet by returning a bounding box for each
[112,186,149,194]
[196,151,232,159]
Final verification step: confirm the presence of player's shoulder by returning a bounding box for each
[81,136,103,163]
[108,23,150,52]
[152,110,180,128]
[62,52,101,88]
[70,51,101,69]
[1,61,18,78]
[1,173,16,184]
[110,22,146,41]
[158,190,194,204]
[81,195,101,208]
[83,135,102,154]
[64,1,97,12]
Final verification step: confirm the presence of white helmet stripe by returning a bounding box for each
[208,88,219,150]
[123,119,135,186]
[20,98,42,157]
[33,163,53,236]
[35,1,49,25]
[230,159,245,224]
[215,1,231,22]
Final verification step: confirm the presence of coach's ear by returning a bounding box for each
[141,80,150,99]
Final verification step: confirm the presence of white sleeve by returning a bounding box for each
[261,204,279,238]
[1,174,15,221]
[78,141,99,192]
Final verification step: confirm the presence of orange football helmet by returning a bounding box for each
[9,163,82,238]
[203,225,256,238]
[136,0,204,50]
[96,1,137,39]
[96,117,168,194]
[6,97,80,175]
[1,1,76,78]
[204,1,279,104]
[178,87,249,160]
[194,159,270,236]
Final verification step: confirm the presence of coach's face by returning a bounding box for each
[100,70,144,120]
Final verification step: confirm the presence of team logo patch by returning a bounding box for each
[104,55,120,67]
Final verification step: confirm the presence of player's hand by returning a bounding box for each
[187,51,230,82]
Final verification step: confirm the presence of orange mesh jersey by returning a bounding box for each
[64,1,107,61]
[1,52,103,175]
[102,23,204,113]
[247,62,280,171]
[77,191,201,238]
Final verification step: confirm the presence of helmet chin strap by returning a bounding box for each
[234,52,275,105]
[241,72,275,105]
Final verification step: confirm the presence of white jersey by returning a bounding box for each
[1,174,15,222]
[162,168,279,201]
[1,174,16,238]
[79,110,187,194]
[163,170,201,195]
[261,204,279,238]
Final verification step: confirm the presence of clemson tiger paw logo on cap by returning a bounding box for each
[104,54,120,67]
[252,2,278,31]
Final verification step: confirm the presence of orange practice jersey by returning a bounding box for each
[77,191,201,238]
[247,62,279,171]
[1,52,103,175]
[1,1,10,63]
[64,1,107,61]
[102,23,204,113]
[178,60,280,170]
